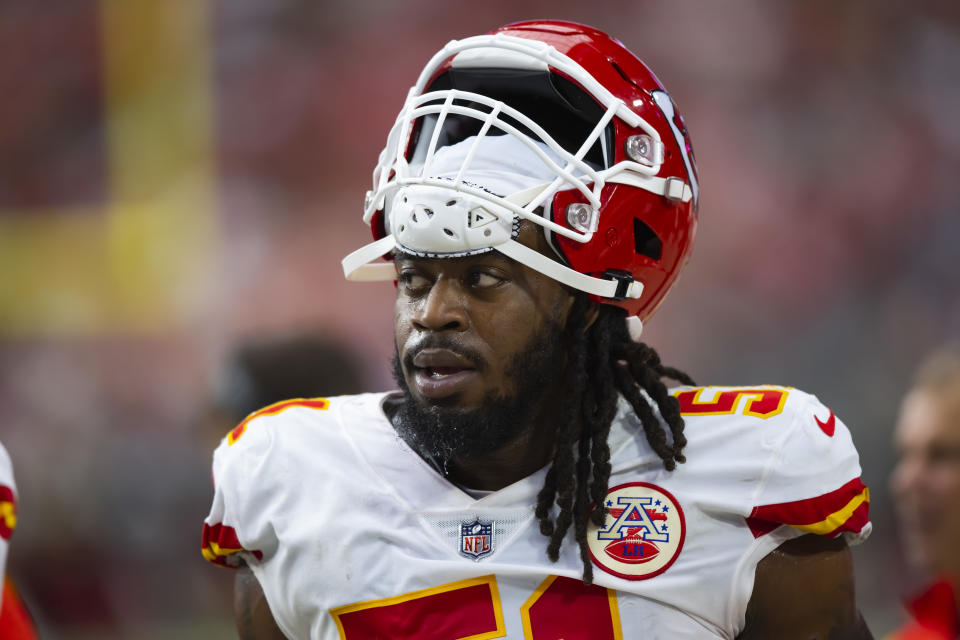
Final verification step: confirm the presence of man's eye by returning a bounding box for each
[467,271,504,289]
[398,272,431,290]
[928,446,960,466]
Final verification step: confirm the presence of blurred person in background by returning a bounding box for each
[201,21,875,638]
[211,331,368,431]
[889,344,960,639]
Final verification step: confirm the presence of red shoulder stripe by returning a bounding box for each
[746,477,870,538]
[0,485,16,541]
[227,397,330,446]
[201,522,262,568]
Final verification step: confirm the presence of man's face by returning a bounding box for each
[890,385,960,576]
[392,224,577,465]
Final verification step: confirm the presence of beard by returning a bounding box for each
[391,322,568,473]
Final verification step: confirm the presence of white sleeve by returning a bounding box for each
[747,392,871,545]
[201,416,280,568]
[0,442,18,606]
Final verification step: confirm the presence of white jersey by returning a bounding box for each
[0,441,17,607]
[202,387,871,639]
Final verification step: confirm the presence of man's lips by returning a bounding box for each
[409,348,479,400]
[412,348,477,370]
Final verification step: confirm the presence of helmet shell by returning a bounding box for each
[492,21,699,320]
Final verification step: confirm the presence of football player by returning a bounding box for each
[203,21,873,638]
[889,345,960,639]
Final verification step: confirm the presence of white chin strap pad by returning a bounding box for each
[627,316,644,340]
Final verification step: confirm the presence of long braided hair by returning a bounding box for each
[535,294,696,584]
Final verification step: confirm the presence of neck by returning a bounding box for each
[447,384,568,491]
[447,426,552,491]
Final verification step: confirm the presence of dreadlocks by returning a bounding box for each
[534,295,696,584]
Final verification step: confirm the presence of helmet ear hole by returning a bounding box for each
[633,218,662,260]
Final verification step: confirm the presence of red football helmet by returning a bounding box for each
[342,20,699,322]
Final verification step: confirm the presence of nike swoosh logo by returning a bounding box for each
[814,409,836,437]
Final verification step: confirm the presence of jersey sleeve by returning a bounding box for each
[201,397,334,569]
[0,442,17,606]
[745,392,871,545]
[201,410,279,569]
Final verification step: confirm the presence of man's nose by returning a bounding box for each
[412,278,468,332]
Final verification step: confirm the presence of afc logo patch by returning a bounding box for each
[459,519,493,561]
[587,482,686,580]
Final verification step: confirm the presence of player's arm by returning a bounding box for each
[737,534,873,640]
[235,564,286,640]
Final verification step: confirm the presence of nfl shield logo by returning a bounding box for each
[459,519,493,561]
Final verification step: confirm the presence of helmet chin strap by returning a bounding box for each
[341,235,397,281]
[341,232,643,301]
[495,239,642,299]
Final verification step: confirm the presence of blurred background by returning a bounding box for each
[0,0,957,637]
